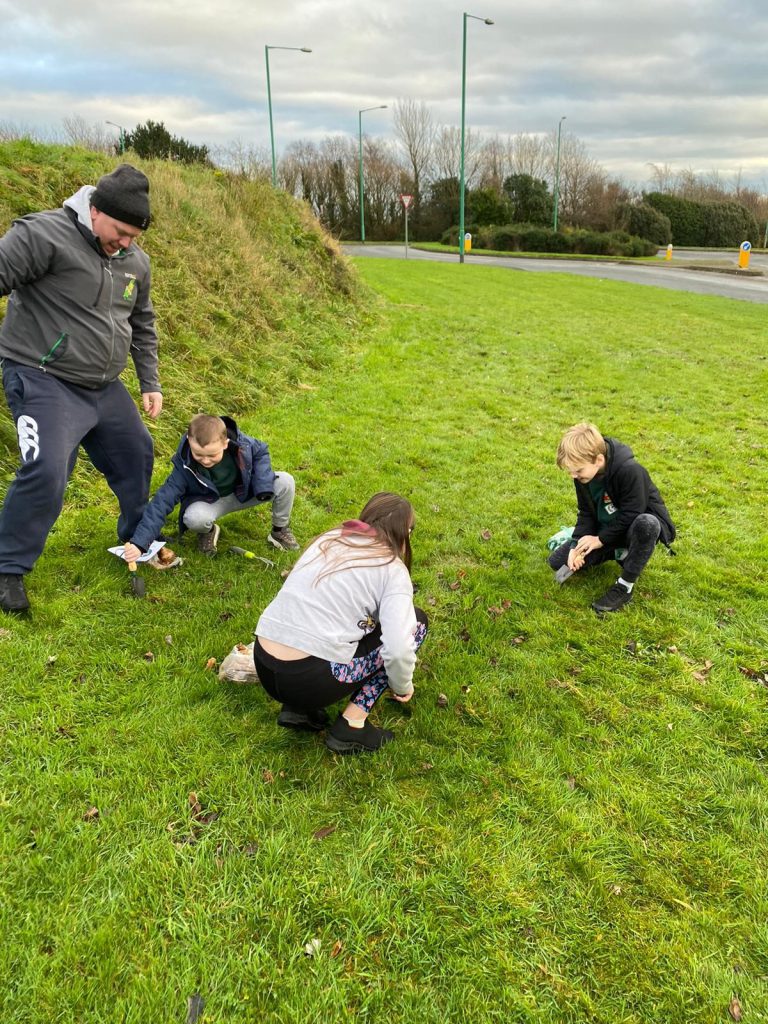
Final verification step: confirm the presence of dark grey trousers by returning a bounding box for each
[0,361,153,574]
[547,513,662,583]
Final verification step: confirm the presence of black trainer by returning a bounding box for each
[325,714,394,754]
[277,705,329,732]
[0,573,30,614]
[592,581,633,614]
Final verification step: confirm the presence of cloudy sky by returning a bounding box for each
[2,0,766,188]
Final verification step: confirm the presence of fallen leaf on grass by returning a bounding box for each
[566,777,576,791]
[296,382,317,391]
[313,825,337,841]
[461,684,471,694]
[330,940,343,959]
[459,629,471,642]
[164,635,173,645]
[0,628,11,638]
[262,770,275,784]
[143,651,155,662]
[448,581,461,591]
[436,693,449,707]
[304,937,322,956]
[205,657,217,671]
[480,529,492,541]
[487,605,504,618]
[511,636,526,645]
[420,762,434,772]
[83,806,100,822]
[427,596,437,606]
[188,791,202,816]
[729,995,743,1021]
[739,665,768,685]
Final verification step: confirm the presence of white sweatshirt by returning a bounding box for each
[256,531,418,695]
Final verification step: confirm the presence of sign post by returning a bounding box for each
[400,194,413,259]
[738,240,752,270]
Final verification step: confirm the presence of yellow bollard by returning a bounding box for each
[464,232,472,253]
[738,240,752,269]
[664,243,673,261]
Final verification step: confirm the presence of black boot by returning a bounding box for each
[592,580,633,614]
[0,573,30,614]
[324,714,394,754]
[277,705,329,732]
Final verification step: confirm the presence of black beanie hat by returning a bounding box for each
[91,164,151,230]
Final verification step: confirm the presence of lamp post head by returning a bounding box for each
[300,47,312,52]
[484,18,494,24]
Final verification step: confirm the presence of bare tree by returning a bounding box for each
[510,132,549,180]
[432,124,483,187]
[214,140,270,180]
[393,98,434,217]
[63,115,112,153]
[646,162,678,193]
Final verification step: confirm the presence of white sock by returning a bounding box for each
[617,577,634,592]
[342,713,365,729]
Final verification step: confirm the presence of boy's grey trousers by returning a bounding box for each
[182,472,295,533]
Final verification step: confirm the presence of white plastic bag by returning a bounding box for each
[218,641,258,683]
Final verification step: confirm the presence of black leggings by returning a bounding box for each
[254,608,429,712]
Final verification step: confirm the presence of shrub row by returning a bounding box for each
[441,223,657,257]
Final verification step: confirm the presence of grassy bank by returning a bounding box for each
[0,141,363,461]
[1,210,767,1020]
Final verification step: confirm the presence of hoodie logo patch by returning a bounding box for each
[17,415,40,462]
[357,612,376,634]
[122,278,136,301]
[602,493,617,516]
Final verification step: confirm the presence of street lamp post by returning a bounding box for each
[553,115,566,232]
[459,12,494,263]
[358,104,388,243]
[265,45,312,188]
[105,120,126,155]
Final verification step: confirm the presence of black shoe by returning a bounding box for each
[324,714,394,754]
[0,573,29,613]
[277,705,329,732]
[592,581,633,614]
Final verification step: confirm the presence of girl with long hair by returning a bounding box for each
[253,492,428,754]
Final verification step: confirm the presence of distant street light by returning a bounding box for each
[358,105,388,243]
[265,45,312,188]
[459,12,494,263]
[553,115,567,232]
[105,120,126,155]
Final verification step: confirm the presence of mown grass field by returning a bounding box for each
[1,254,767,1023]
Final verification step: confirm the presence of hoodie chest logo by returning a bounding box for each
[122,277,136,301]
[602,493,617,516]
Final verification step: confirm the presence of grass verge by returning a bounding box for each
[1,258,767,1023]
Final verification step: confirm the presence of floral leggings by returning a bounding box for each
[331,619,428,712]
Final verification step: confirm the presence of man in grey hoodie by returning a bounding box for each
[0,164,162,613]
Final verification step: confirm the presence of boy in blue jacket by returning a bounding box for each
[122,414,298,561]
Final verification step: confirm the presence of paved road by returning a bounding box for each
[344,244,768,304]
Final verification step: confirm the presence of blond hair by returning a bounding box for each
[556,422,607,468]
[188,414,227,446]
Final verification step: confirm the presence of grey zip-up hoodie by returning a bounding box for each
[0,185,159,391]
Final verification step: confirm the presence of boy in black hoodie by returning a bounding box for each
[548,422,675,614]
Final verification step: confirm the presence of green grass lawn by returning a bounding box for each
[1,260,767,1023]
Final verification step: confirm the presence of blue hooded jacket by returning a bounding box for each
[130,416,275,551]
